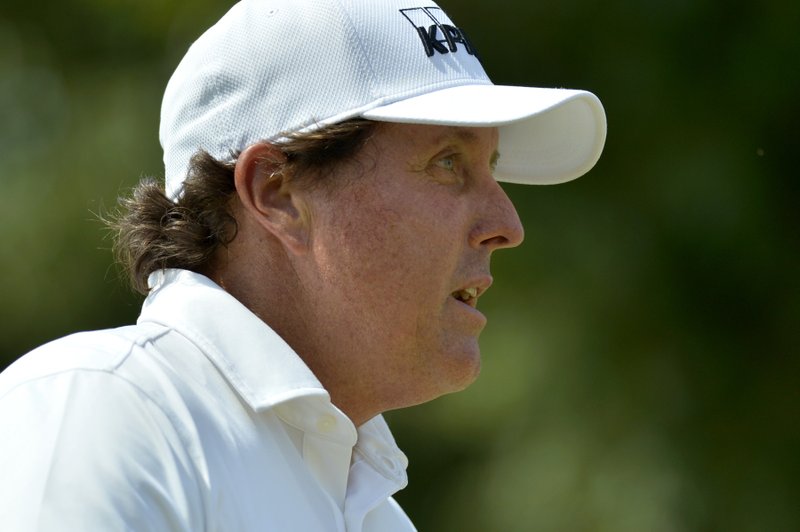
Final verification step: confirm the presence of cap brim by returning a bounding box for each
[361,84,607,185]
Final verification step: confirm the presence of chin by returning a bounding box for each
[437,343,482,394]
[398,339,483,407]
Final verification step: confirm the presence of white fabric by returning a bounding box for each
[0,269,415,532]
[160,0,607,197]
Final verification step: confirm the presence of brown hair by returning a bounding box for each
[107,119,379,295]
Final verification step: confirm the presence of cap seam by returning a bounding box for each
[330,0,381,100]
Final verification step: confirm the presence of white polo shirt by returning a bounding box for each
[0,269,415,531]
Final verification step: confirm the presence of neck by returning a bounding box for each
[208,238,382,427]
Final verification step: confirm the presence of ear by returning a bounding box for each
[234,142,310,255]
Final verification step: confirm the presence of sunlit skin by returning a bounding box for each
[217,123,524,425]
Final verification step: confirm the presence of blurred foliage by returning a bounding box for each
[1,0,798,530]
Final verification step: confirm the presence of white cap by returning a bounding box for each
[160,0,607,199]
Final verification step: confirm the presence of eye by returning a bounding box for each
[428,153,464,185]
[435,155,457,173]
[490,151,500,173]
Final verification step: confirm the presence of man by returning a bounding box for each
[0,0,605,530]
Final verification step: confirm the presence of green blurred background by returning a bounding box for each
[1,0,798,530]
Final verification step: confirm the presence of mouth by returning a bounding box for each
[451,287,479,308]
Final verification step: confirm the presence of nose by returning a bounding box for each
[469,179,525,251]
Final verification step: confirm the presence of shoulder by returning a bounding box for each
[0,323,168,398]
[0,324,190,448]
[0,322,218,458]
[0,325,207,530]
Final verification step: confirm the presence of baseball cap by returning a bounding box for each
[160,0,607,199]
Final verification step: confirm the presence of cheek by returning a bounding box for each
[327,201,443,314]
[353,201,452,285]
[311,180,466,317]
[311,195,403,312]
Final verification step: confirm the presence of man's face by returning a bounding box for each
[301,123,524,411]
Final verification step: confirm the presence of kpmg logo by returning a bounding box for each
[400,7,478,58]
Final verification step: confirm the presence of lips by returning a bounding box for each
[451,276,492,308]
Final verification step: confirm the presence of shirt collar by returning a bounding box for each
[139,269,329,411]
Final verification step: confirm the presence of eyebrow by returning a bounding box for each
[431,127,500,166]
[434,127,482,144]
